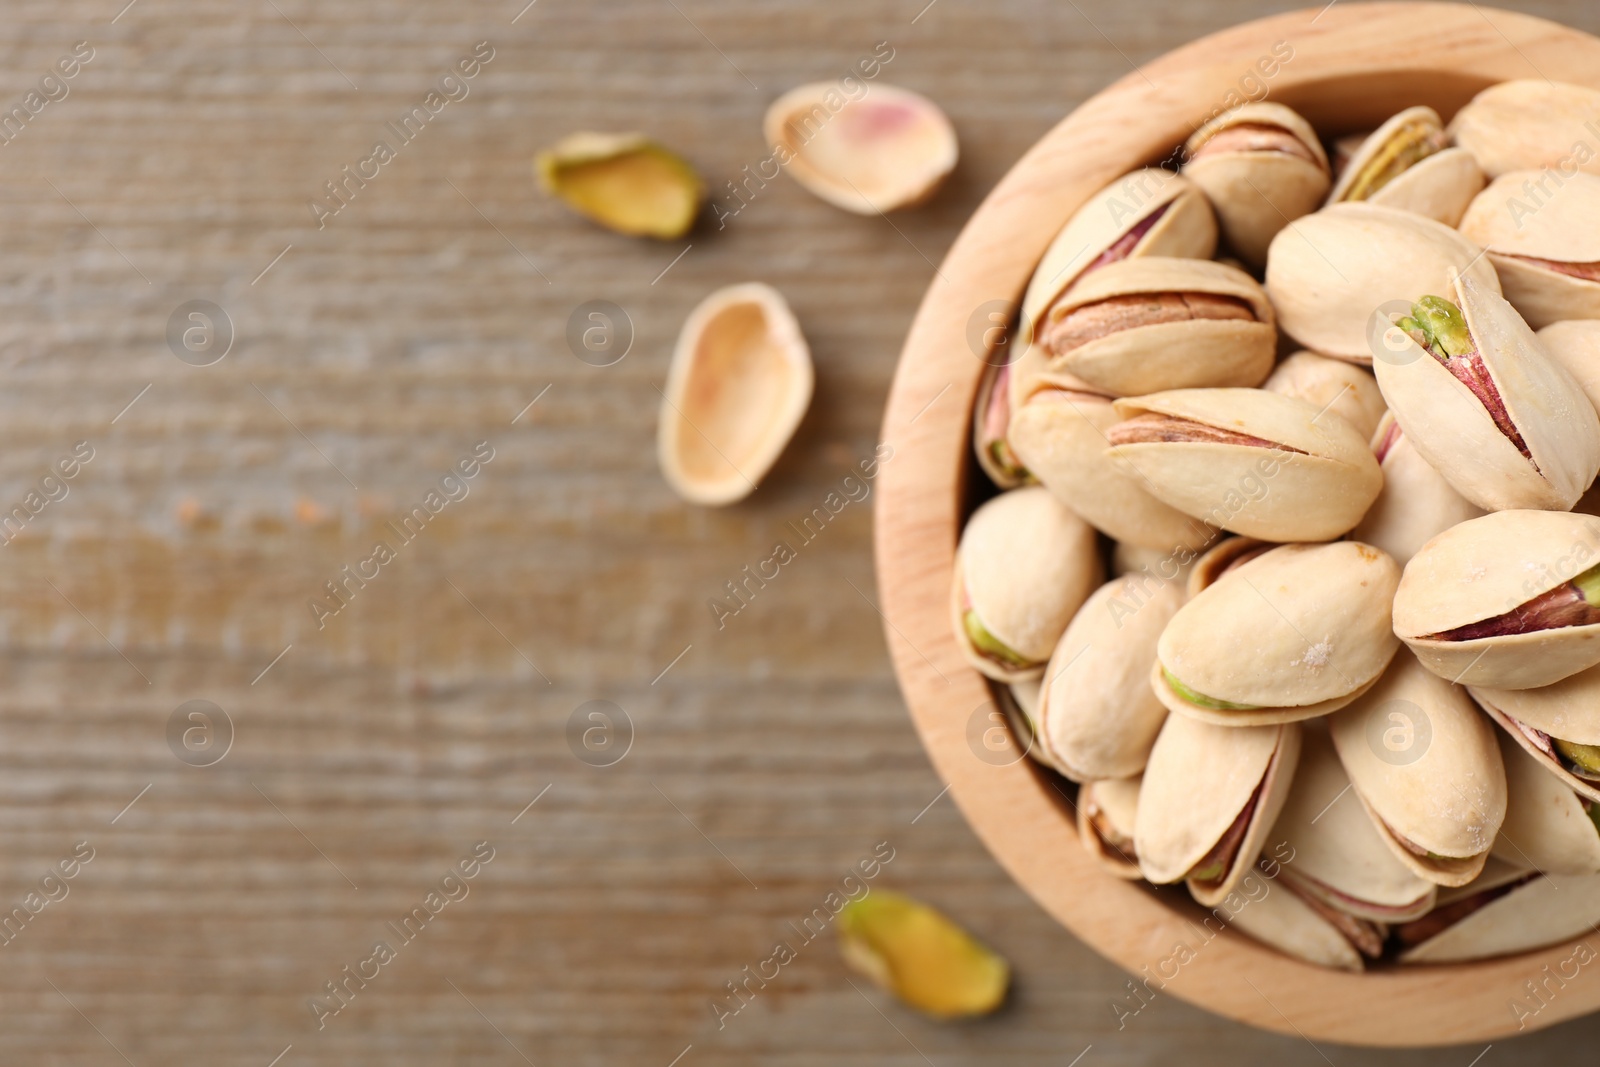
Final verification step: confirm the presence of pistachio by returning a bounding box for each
[972,355,1033,488]
[1371,271,1600,512]
[1262,351,1387,443]
[657,283,813,506]
[1491,731,1600,875]
[1077,776,1143,880]
[1448,79,1600,180]
[1327,106,1485,226]
[837,890,1009,1018]
[1471,660,1600,804]
[1459,171,1600,329]
[1225,870,1372,972]
[536,132,704,239]
[1182,102,1331,268]
[1351,414,1484,566]
[1398,869,1600,963]
[1537,319,1600,417]
[1183,535,1272,597]
[1102,388,1382,542]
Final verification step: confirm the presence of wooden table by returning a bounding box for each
[2,0,1597,1063]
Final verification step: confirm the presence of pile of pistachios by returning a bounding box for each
[959,80,1600,971]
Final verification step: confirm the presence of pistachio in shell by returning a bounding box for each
[1459,171,1600,329]
[1393,510,1600,690]
[1351,413,1484,567]
[1133,713,1301,907]
[1264,202,1501,363]
[972,353,1033,488]
[1035,575,1182,781]
[950,487,1102,683]
[1183,535,1272,598]
[1471,660,1600,806]
[1006,383,1217,551]
[1102,388,1383,543]
[837,889,1009,1018]
[1111,538,1198,584]
[1077,776,1143,880]
[1371,270,1600,512]
[1537,319,1600,418]
[536,132,704,239]
[1396,868,1600,964]
[1225,866,1369,972]
[1326,106,1484,226]
[1329,652,1508,887]
[763,82,957,215]
[1448,79,1600,180]
[1490,729,1600,875]
[1032,257,1276,397]
[1262,350,1387,443]
[1181,102,1331,269]
[1154,542,1400,726]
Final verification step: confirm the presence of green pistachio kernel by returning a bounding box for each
[1345,122,1444,201]
[1162,667,1261,711]
[963,610,1032,669]
[1554,738,1600,777]
[1574,563,1600,608]
[1188,859,1226,882]
[1398,296,1472,359]
[1586,800,1600,839]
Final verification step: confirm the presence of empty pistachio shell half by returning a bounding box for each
[1036,575,1182,781]
[1471,661,1600,805]
[1155,542,1400,725]
[1265,202,1501,362]
[1184,535,1272,598]
[1262,350,1387,443]
[1448,79,1600,180]
[1134,714,1301,907]
[1397,869,1600,964]
[1271,728,1437,923]
[1103,388,1383,542]
[1326,106,1485,226]
[1032,257,1276,397]
[1225,867,1368,972]
[1077,776,1143,880]
[1181,102,1331,269]
[971,354,1033,488]
[1394,510,1600,689]
[1538,319,1600,417]
[1330,652,1507,887]
[951,487,1102,682]
[1459,171,1600,329]
[1490,730,1600,875]
[1006,384,1216,551]
[536,132,704,239]
[1371,270,1600,512]
[657,283,813,506]
[838,890,1009,1018]
[1351,413,1484,567]
[763,82,957,215]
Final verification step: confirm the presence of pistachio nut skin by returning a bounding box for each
[1181,102,1331,269]
[1102,388,1383,543]
[1537,320,1600,419]
[1371,270,1600,512]
[1490,730,1600,875]
[1262,351,1387,443]
[1264,202,1502,363]
[1326,107,1485,227]
[1007,384,1216,551]
[1459,172,1600,329]
[951,487,1102,683]
[1329,652,1508,888]
[1448,80,1600,180]
[1036,575,1182,782]
[1351,414,1484,567]
[1398,871,1600,964]
[1133,712,1302,908]
[1471,661,1600,806]
[1225,873,1366,972]
[1077,776,1143,881]
[1033,257,1276,398]
[1155,542,1400,726]
[1393,510,1600,690]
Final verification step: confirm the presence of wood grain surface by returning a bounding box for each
[1,0,1597,1064]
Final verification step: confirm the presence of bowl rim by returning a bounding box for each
[874,0,1600,1046]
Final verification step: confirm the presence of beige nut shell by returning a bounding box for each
[1448,79,1600,180]
[1472,664,1600,806]
[1399,872,1600,963]
[1351,414,1484,567]
[1489,730,1600,875]
[1327,107,1484,226]
[1460,171,1600,329]
[1262,351,1387,443]
[1226,874,1364,973]
[1538,319,1600,417]
[1077,777,1143,880]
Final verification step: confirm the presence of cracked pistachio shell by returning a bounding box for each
[1155,542,1401,725]
[951,487,1102,683]
[1263,351,1387,442]
[536,132,704,239]
[972,355,1033,489]
[1006,386,1216,551]
[1036,575,1183,781]
[1471,663,1600,805]
[1394,510,1600,689]
[1327,107,1485,226]
[838,890,1009,1018]
[1489,730,1600,875]
[1184,536,1272,597]
[1271,728,1437,922]
[1398,871,1600,963]
[1104,388,1383,542]
[1330,652,1508,887]
[658,283,813,506]
[1134,714,1302,906]
[1351,413,1484,567]
[764,82,958,215]
[1077,776,1143,880]
[1460,171,1600,329]
[1225,870,1364,972]
[1034,257,1276,397]
[1448,80,1600,180]
[1538,319,1600,417]
[1371,270,1600,512]
[1181,102,1331,269]
[1264,202,1501,362]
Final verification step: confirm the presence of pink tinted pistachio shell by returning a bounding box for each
[1351,414,1484,567]
[1448,80,1600,180]
[1459,171,1600,329]
[1489,730,1600,875]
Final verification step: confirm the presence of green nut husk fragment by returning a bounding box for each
[838,890,1009,1019]
[536,132,705,239]
[1162,667,1261,711]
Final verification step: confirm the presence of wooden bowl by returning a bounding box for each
[875,1,1600,1046]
